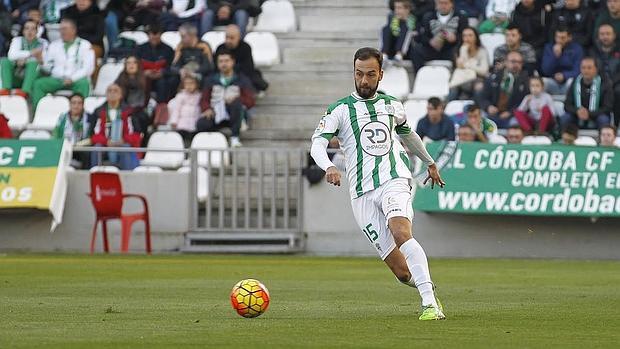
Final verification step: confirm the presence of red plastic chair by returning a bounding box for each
[88,172,151,254]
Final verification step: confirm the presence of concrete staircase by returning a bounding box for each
[244,0,388,146]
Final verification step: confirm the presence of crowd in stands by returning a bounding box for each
[382,0,620,148]
[0,0,271,169]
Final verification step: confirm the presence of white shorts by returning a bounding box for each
[350,178,414,260]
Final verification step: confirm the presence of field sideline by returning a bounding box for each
[1,254,619,348]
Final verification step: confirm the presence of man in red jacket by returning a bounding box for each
[88,83,142,169]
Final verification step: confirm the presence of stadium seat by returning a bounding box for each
[0,95,29,130]
[161,31,181,49]
[553,100,565,116]
[378,66,409,100]
[574,136,597,146]
[403,99,428,130]
[426,60,453,70]
[410,66,450,100]
[87,171,151,254]
[488,134,507,144]
[178,166,209,202]
[522,135,552,145]
[19,130,51,140]
[245,32,280,67]
[615,137,620,147]
[201,31,225,51]
[119,31,149,45]
[93,62,124,96]
[480,33,506,63]
[133,166,164,173]
[30,95,69,131]
[444,100,473,117]
[185,132,230,168]
[140,131,185,169]
[84,96,106,114]
[90,166,119,173]
[254,0,296,32]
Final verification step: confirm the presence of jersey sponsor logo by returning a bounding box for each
[360,121,392,157]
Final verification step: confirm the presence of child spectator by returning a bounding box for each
[381,0,417,64]
[169,75,202,147]
[514,77,556,133]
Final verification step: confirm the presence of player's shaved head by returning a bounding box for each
[353,47,383,99]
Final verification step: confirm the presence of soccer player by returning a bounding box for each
[310,47,446,320]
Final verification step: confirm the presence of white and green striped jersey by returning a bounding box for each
[312,92,413,199]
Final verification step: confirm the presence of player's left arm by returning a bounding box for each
[392,101,446,189]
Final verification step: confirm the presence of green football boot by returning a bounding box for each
[419,297,445,320]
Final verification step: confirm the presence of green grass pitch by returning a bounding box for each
[1,254,619,348]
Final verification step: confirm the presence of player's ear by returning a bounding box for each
[378,69,384,82]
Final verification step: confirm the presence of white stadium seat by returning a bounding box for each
[522,135,552,145]
[615,137,620,147]
[444,100,473,116]
[201,31,226,51]
[141,131,185,169]
[574,136,597,146]
[426,60,453,70]
[119,31,149,45]
[93,62,124,96]
[185,132,230,168]
[403,99,428,130]
[178,166,209,202]
[245,32,280,67]
[410,66,450,100]
[161,31,181,49]
[480,33,506,63]
[378,66,409,100]
[133,166,164,173]
[90,166,119,173]
[553,101,565,116]
[0,95,29,130]
[488,134,507,144]
[254,0,296,33]
[31,95,69,131]
[19,130,51,140]
[84,96,106,114]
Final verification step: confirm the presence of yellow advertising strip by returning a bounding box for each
[0,167,58,209]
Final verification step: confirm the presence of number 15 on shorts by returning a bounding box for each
[363,223,378,242]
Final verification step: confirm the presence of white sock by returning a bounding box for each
[399,238,437,307]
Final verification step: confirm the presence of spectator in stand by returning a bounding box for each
[561,57,613,129]
[198,49,255,147]
[493,24,537,74]
[61,0,105,59]
[479,0,518,34]
[416,97,456,141]
[215,24,268,92]
[0,112,12,139]
[506,125,525,143]
[88,83,142,170]
[161,0,206,32]
[115,55,151,134]
[455,0,486,27]
[511,0,549,56]
[52,93,91,167]
[0,2,11,55]
[411,0,468,72]
[448,26,489,100]
[381,0,418,65]
[100,0,133,49]
[457,123,476,141]
[5,0,39,23]
[550,0,594,49]
[40,0,73,24]
[560,124,579,144]
[202,0,260,37]
[599,124,618,146]
[460,103,496,142]
[25,8,46,39]
[590,24,620,127]
[514,77,556,133]
[122,0,167,31]
[137,23,175,104]
[476,50,530,128]
[594,0,620,47]
[169,75,202,147]
[32,18,94,108]
[391,0,434,23]
[0,20,48,98]
[171,23,214,91]
[541,27,584,95]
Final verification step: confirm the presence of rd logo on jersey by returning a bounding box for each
[360,121,391,157]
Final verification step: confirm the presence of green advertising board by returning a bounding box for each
[413,142,620,217]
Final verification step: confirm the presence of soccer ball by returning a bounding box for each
[230,278,270,318]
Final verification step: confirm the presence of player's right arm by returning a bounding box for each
[310,106,342,186]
